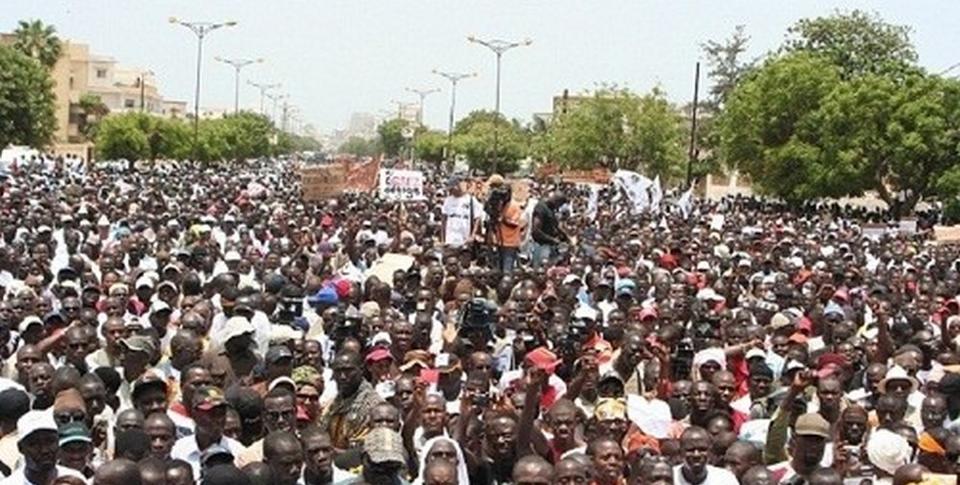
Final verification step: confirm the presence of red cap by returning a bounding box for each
[333,279,352,299]
[659,253,678,270]
[638,308,658,322]
[833,289,849,303]
[365,347,394,364]
[525,347,561,374]
[320,215,334,227]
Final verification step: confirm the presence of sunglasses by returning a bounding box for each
[55,411,86,425]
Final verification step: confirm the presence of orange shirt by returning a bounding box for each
[498,202,525,248]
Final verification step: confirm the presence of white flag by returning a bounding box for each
[649,175,663,213]
[676,187,694,218]
[613,170,653,213]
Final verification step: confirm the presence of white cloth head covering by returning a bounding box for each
[413,436,469,485]
[692,347,727,381]
[866,428,911,476]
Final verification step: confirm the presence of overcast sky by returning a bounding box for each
[5,1,960,134]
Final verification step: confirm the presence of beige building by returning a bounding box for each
[1,34,186,151]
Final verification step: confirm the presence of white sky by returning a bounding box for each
[4,1,959,133]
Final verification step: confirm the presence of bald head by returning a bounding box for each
[94,458,142,485]
[512,454,554,484]
[893,464,928,485]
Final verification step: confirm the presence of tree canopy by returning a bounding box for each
[95,111,302,162]
[782,9,918,79]
[542,88,687,183]
[711,10,960,212]
[0,44,57,149]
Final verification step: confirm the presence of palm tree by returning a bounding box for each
[12,19,63,69]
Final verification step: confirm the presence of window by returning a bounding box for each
[69,77,74,89]
[124,99,135,108]
[96,68,107,78]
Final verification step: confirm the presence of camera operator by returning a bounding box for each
[485,175,526,273]
[531,192,569,268]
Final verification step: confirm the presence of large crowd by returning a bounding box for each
[0,156,958,485]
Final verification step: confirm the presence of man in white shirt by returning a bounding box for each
[673,426,739,485]
[170,385,245,479]
[441,178,481,248]
[1,409,87,485]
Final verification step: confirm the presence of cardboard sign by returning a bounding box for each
[301,164,347,201]
[379,169,424,200]
[898,218,917,235]
[344,158,380,192]
[934,225,960,243]
[365,253,415,287]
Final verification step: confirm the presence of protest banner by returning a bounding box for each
[344,157,380,192]
[301,164,347,201]
[379,169,425,200]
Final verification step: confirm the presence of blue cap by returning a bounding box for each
[307,285,339,307]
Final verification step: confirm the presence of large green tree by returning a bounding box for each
[96,114,151,160]
[782,9,917,79]
[12,19,63,69]
[377,119,411,157]
[0,45,57,148]
[413,130,447,164]
[546,89,635,169]
[452,110,527,174]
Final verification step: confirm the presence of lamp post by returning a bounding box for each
[266,93,287,125]
[138,70,154,112]
[433,69,476,163]
[467,35,531,173]
[216,57,262,113]
[169,17,236,159]
[404,87,440,127]
[248,81,280,116]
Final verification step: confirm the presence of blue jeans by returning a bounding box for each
[499,247,518,272]
[531,242,553,268]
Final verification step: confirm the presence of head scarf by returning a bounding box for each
[413,436,469,485]
[866,428,911,476]
[692,348,726,381]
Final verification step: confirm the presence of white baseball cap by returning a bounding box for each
[218,316,255,344]
[17,409,57,444]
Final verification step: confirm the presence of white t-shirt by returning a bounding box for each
[441,195,480,247]
[672,465,739,485]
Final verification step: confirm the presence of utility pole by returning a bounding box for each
[686,62,700,189]
[216,57,263,113]
[168,17,236,159]
[433,69,477,164]
[467,36,532,174]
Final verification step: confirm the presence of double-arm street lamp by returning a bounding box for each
[467,36,531,173]
[168,17,236,158]
[216,57,263,113]
[404,87,440,127]
[248,81,280,116]
[432,69,476,162]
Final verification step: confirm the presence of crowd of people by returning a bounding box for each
[0,156,958,485]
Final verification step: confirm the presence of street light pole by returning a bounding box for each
[248,81,280,116]
[138,70,154,112]
[433,69,476,163]
[216,57,263,113]
[266,93,287,125]
[404,87,440,127]
[169,17,236,159]
[467,35,531,174]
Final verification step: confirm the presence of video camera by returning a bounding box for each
[458,298,495,349]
